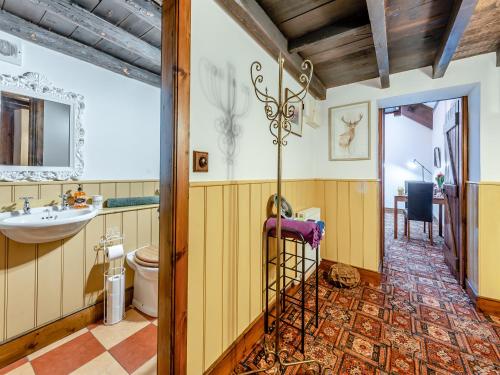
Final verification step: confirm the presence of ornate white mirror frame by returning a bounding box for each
[0,72,85,181]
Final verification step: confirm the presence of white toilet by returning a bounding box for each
[126,245,159,317]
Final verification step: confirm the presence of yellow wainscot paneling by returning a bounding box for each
[62,231,85,315]
[37,241,63,325]
[0,233,6,341]
[13,185,39,202]
[204,186,224,369]
[6,240,36,339]
[143,181,156,196]
[0,186,12,208]
[349,182,364,268]
[363,182,379,271]
[40,184,62,202]
[122,211,138,289]
[130,182,144,197]
[222,184,238,350]
[100,183,116,201]
[138,209,152,248]
[249,183,262,322]
[85,216,105,306]
[116,183,131,198]
[237,184,251,337]
[478,184,500,300]
[150,208,159,247]
[336,181,350,264]
[83,184,101,199]
[187,187,205,375]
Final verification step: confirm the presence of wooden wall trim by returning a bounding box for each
[158,0,191,373]
[204,313,264,375]
[189,178,380,187]
[0,289,133,368]
[0,179,159,187]
[465,279,500,316]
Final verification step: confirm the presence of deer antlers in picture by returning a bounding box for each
[339,113,363,153]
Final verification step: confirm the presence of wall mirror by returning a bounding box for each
[0,72,84,181]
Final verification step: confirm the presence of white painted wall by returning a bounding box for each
[316,53,499,182]
[190,0,317,182]
[0,30,161,180]
[383,114,433,208]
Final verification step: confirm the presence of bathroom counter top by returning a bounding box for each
[98,204,159,215]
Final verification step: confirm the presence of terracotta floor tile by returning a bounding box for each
[27,329,89,361]
[69,352,127,375]
[91,309,150,349]
[131,355,157,375]
[0,358,28,375]
[109,324,157,374]
[30,332,105,375]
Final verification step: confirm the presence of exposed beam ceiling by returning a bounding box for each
[288,19,370,54]
[366,0,390,88]
[215,0,327,100]
[27,0,161,64]
[0,10,160,87]
[433,0,478,78]
[120,0,162,30]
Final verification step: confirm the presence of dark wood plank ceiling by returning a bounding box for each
[221,0,498,97]
[0,0,161,85]
[0,0,496,91]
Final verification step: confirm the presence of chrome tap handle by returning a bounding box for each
[59,194,70,209]
[19,196,34,214]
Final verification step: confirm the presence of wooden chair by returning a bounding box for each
[404,181,434,244]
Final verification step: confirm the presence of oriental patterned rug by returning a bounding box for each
[235,214,500,374]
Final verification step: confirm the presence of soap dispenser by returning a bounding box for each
[73,184,88,209]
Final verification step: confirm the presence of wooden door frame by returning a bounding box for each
[378,98,469,286]
[158,1,191,374]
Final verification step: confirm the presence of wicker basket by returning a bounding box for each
[328,263,360,288]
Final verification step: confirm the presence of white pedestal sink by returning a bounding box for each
[0,206,99,244]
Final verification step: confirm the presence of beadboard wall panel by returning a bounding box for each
[0,180,159,343]
[477,182,500,300]
[466,183,479,294]
[187,178,380,373]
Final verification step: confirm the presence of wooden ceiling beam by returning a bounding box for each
[432,0,478,79]
[215,0,327,100]
[27,0,161,63]
[366,0,390,88]
[121,0,162,30]
[288,21,370,54]
[0,10,161,87]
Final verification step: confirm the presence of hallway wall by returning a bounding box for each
[187,178,379,373]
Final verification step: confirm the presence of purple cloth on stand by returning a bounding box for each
[266,217,322,248]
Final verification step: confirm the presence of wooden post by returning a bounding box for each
[158,0,191,374]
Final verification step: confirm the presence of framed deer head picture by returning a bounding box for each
[328,101,371,160]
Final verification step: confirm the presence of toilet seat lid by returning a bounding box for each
[135,245,159,264]
[134,257,159,268]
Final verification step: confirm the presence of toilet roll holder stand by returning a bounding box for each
[101,231,126,326]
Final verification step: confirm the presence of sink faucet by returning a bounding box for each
[59,194,70,210]
[20,197,33,214]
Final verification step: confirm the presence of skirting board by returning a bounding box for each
[0,288,134,368]
[205,260,381,374]
[465,278,500,316]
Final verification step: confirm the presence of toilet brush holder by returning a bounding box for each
[104,267,126,325]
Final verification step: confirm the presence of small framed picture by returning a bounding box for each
[0,38,22,66]
[328,101,371,160]
[285,88,303,137]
